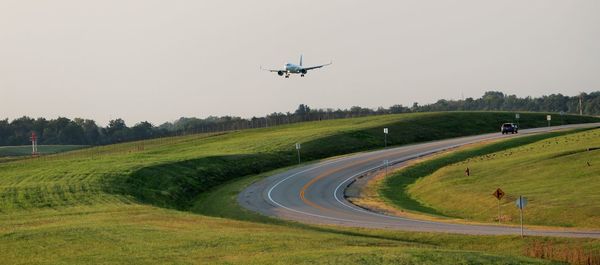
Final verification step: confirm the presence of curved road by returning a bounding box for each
[239,123,600,238]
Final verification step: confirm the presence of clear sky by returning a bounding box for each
[2,1,599,125]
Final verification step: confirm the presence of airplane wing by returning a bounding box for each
[260,66,283,72]
[301,61,332,71]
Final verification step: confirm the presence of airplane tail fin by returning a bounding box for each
[299,54,303,67]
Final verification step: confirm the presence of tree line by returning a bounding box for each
[1,91,599,146]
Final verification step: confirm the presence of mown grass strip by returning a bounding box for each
[379,129,591,217]
[407,129,600,228]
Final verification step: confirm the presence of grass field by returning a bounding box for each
[4,111,594,212]
[0,145,86,157]
[3,204,573,264]
[2,167,595,265]
[380,131,587,216]
[191,165,600,265]
[403,128,600,228]
[1,112,599,264]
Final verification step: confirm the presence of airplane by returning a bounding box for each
[261,55,332,78]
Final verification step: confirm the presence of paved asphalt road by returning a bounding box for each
[239,123,600,238]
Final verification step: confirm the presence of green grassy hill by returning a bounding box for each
[1,111,596,212]
[1,111,599,264]
[405,128,600,228]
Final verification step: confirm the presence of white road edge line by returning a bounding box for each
[264,124,600,233]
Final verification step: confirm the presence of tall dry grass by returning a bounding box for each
[525,240,600,265]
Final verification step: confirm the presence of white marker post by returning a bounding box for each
[383,128,389,148]
[295,143,301,164]
[383,159,389,176]
[515,113,520,129]
[546,115,551,127]
[515,196,528,237]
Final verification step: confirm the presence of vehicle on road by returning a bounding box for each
[501,123,518,134]
[261,55,332,78]
[240,123,600,238]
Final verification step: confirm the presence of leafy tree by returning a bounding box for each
[59,122,85,144]
[295,104,311,121]
[0,119,10,146]
[76,119,101,145]
[389,104,409,114]
[107,118,130,143]
[132,121,154,140]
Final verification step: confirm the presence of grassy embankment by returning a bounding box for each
[1,112,599,264]
[5,111,593,212]
[391,128,600,228]
[194,162,600,265]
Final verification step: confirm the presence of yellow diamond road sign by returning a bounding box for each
[493,188,505,200]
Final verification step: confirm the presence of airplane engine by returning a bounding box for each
[277,71,284,76]
[300,69,307,74]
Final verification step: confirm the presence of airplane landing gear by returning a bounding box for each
[285,75,290,78]
[301,74,305,77]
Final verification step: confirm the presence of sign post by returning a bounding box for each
[546,115,551,127]
[515,113,520,129]
[383,159,389,176]
[295,143,301,164]
[383,128,389,148]
[492,188,505,223]
[515,195,528,237]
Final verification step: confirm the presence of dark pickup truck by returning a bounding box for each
[501,123,518,134]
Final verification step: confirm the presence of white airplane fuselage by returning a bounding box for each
[284,63,305,74]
